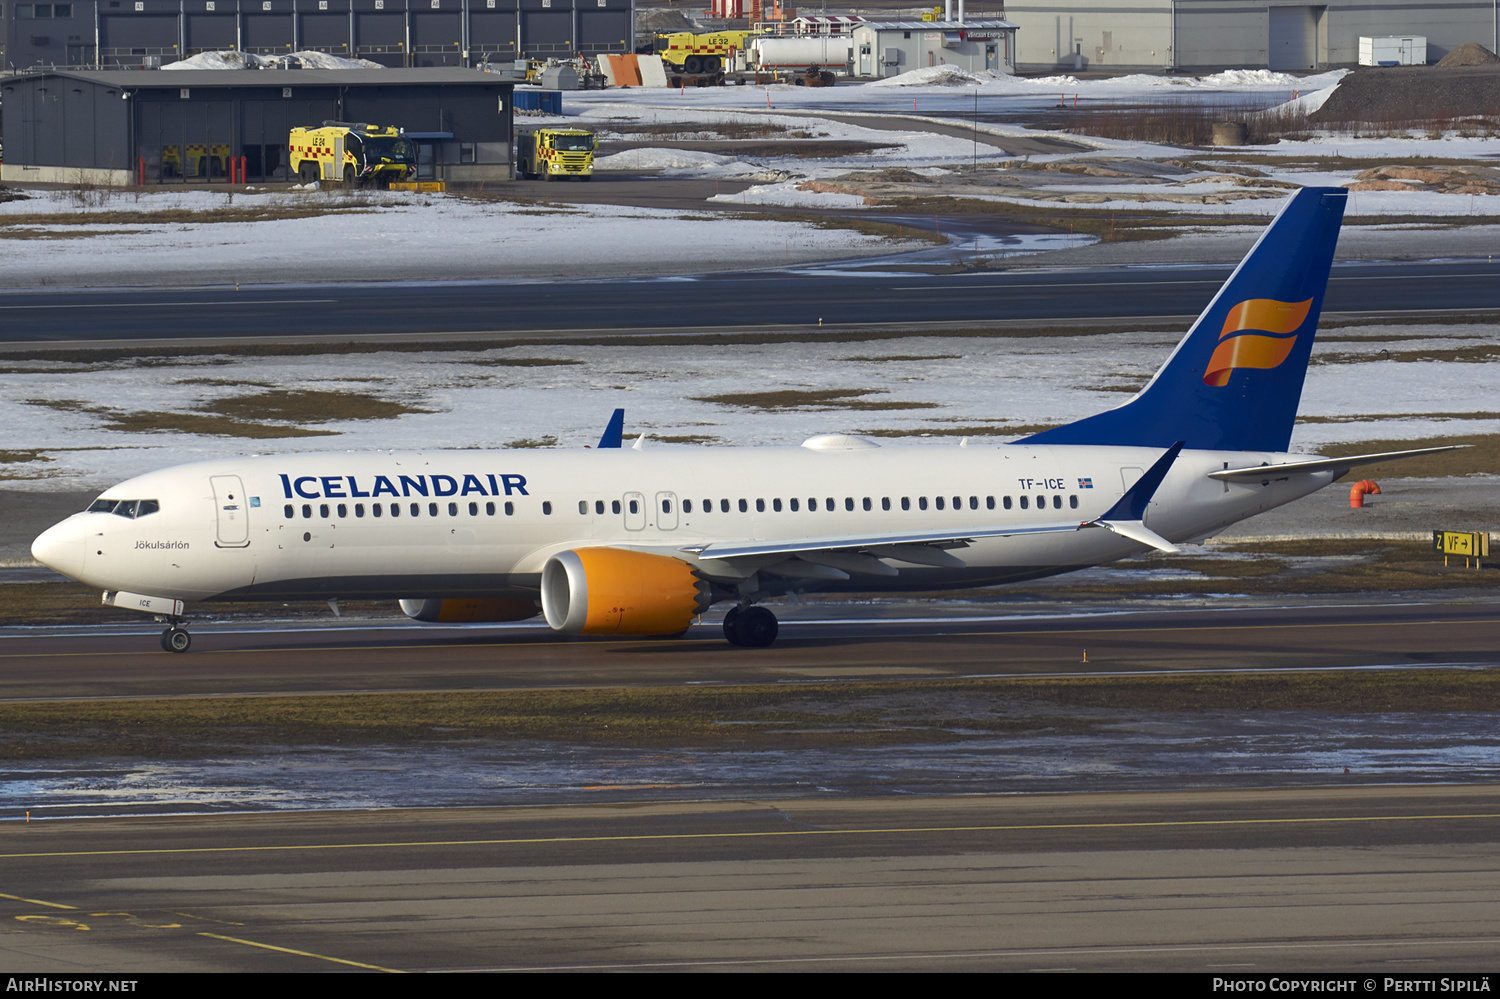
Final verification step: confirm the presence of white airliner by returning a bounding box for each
[32,187,1451,652]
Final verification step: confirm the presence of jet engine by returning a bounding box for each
[541,547,712,636]
[399,597,541,623]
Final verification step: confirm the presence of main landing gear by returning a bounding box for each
[721,604,778,648]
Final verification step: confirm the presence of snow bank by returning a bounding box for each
[164,50,383,71]
[867,65,998,88]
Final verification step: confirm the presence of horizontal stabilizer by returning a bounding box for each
[1206,445,1465,483]
[1092,520,1181,554]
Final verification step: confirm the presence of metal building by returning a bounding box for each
[1,0,632,71]
[1004,0,1498,72]
[852,19,1018,77]
[1,67,516,184]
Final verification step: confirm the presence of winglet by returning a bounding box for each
[1100,441,1185,522]
[597,408,625,449]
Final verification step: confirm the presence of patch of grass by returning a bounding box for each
[22,388,426,439]
[0,227,152,240]
[692,388,937,412]
[470,357,585,367]
[214,389,428,424]
[0,450,52,464]
[725,211,946,244]
[852,424,1058,438]
[505,435,559,449]
[840,354,961,362]
[1317,433,1500,478]
[0,204,381,228]
[1298,411,1500,424]
[1,671,1498,759]
[648,434,720,445]
[1314,343,1500,365]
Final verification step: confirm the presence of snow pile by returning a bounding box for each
[164,50,383,71]
[594,148,768,175]
[867,65,996,87]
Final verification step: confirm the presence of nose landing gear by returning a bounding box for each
[159,627,192,653]
[721,604,779,647]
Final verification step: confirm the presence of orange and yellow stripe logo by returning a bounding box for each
[1203,297,1313,387]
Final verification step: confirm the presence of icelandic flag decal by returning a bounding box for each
[1078,477,1094,489]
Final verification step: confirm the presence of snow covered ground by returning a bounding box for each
[3,323,1493,504]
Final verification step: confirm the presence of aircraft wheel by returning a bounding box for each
[722,605,743,645]
[162,628,191,654]
[732,606,778,648]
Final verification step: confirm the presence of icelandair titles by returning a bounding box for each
[279,473,529,501]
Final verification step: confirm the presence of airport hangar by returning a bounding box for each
[1,0,632,72]
[1,66,519,184]
[1002,0,1498,72]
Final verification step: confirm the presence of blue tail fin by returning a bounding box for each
[1019,187,1347,453]
[597,408,625,449]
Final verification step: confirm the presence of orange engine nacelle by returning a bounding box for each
[399,597,541,623]
[541,547,713,636]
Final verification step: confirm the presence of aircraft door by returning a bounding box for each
[656,492,678,531]
[623,492,646,531]
[210,474,251,547]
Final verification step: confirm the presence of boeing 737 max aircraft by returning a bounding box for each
[31,187,1454,651]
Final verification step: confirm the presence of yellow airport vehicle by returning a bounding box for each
[516,127,595,181]
[655,30,754,74]
[161,143,230,178]
[288,121,415,186]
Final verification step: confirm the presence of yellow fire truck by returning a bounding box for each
[161,143,231,178]
[288,122,415,186]
[655,30,754,74]
[516,127,595,181]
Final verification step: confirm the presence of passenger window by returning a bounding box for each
[986,496,995,510]
[881,497,890,511]
[1069,495,1078,509]
[428,502,438,517]
[284,504,294,519]
[391,503,400,517]
[1019,496,1028,510]
[486,501,495,516]
[739,499,748,513]
[373,504,383,518]
[449,502,458,516]
[808,498,818,511]
[302,504,312,519]
[1053,495,1062,509]
[411,503,420,517]
[844,497,854,512]
[790,498,799,512]
[595,500,605,515]
[579,501,588,515]
[612,500,621,514]
[337,503,347,518]
[772,498,781,512]
[469,502,478,516]
[935,496,945,511]
[970,496,978,510]
[505,501,514,516]
[629,499,639,514]
[684,499,693,513]
[918,497,928,510]
[862,497,871,511]
[662,499,672,514]
[1004,496,1012,510]
[756,499,765,512]
[320,503,329,518]
[720,499,729,512]
[826,497,834,510]
[1036,495,1045,509]
[542,501,552,515]
[901,497,910,511]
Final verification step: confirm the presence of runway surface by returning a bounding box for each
[1,600,1496,699]
[2,786,1498,972]
[2,260,1498,346]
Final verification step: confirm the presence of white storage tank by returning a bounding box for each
[751,35,855,72]
[1359,35,1427,66]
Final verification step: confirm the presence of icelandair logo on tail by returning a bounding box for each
[1203,297,1313,387]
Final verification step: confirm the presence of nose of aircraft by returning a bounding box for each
[32,517,88,581]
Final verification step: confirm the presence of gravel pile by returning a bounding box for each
[1436,42,1500,68]
[1311,65,1500,123]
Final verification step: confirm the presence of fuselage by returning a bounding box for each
[31,439,1334,604]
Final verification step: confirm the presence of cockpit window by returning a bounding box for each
[89,498,159,519]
